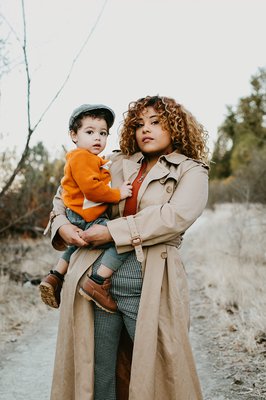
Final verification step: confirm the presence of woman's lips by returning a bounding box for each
[142,137,153,143]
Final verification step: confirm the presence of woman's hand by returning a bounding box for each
[58,224,88,247]
[79,224,113,247]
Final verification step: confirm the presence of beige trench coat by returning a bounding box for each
[49,151,209,400]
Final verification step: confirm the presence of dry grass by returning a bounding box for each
[0,237,61,350]
[183,203,266,354]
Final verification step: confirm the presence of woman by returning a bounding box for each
[48,95,209,400]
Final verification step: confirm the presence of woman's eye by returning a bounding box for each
[136,123,144,128]
[151,120,159,125]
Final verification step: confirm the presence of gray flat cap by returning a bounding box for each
[69,104,115,129]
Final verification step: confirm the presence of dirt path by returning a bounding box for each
[0,214,265,399]
[0,310,59,400]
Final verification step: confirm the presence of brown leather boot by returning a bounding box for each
[39,271,63,308]
[79,276,117,313]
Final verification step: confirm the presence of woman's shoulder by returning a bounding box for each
[106,149,122,160]
[164,152,209,170]
[185,158,209,170]
[106,150,131,163]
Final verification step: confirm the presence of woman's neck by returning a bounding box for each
[144,156,158,172]
[143,148,175,170]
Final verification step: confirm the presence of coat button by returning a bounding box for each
[161,252,167,259]
[166,186,172,193]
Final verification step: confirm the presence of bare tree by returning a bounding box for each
[0,24,9,80]
[0,0,108,198]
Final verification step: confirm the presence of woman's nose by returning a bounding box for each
[142,124,150,133]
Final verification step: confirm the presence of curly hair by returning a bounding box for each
[119,96,209,163]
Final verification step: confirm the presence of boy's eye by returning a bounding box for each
[87,130,94,135]
[100,131,108,137]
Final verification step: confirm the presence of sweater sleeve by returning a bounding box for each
[69,151,121,203]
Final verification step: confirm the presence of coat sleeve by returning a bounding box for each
[107,163,209,253]
[43,186,69,251]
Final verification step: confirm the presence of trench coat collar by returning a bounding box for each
[122,152,144,181]
[122,151,189,209]
[160,152,189,165]
[122,151,189,181]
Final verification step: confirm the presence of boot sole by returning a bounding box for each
[78,287,116,314]
[39,282,59,309]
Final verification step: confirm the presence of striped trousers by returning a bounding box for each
[92,251,143,400]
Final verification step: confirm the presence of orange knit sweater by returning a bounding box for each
[61,148,121,222]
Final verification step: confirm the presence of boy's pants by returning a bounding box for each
[62,208,130,271]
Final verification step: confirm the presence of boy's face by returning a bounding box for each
[70,116,108,155]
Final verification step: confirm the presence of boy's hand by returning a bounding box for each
[58,224,88,247]
[80,224,113,247]
[119,180,132,200]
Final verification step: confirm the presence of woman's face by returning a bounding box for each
[135,106,173,158]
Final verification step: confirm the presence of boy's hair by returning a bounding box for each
[69,104,115,132]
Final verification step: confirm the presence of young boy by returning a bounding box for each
[39,104,132,313]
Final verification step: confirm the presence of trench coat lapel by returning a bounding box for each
[118,152,191,216]
[122,159,141,181]
[118,154,143,216]
[137,162,170,204]
[121,152,189,211]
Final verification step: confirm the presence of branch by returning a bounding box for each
[0,12,22,45]
[0,0,32,197]
[0,202,48,235]
[32,0,108,132]
[0,0,109,198]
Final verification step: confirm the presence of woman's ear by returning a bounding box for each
[70,130,77,144]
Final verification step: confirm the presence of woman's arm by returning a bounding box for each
[58,224,88,247]
[80,224,113,247]
[47,186,87,250]
[87,163,208,253]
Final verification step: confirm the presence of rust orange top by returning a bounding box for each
[123,161,146,217]
[61,148,121,222]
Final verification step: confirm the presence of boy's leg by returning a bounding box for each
[79,247,131,311]
[79,276,117,313]
[39,209,87,309]
[79,216,131,312]
[79,217,119,312]
[85,216,130,278]
[66,208,89,230]
[100,247,131,275]
[39,257,68,309]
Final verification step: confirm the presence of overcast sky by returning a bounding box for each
[1,0,266,158]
